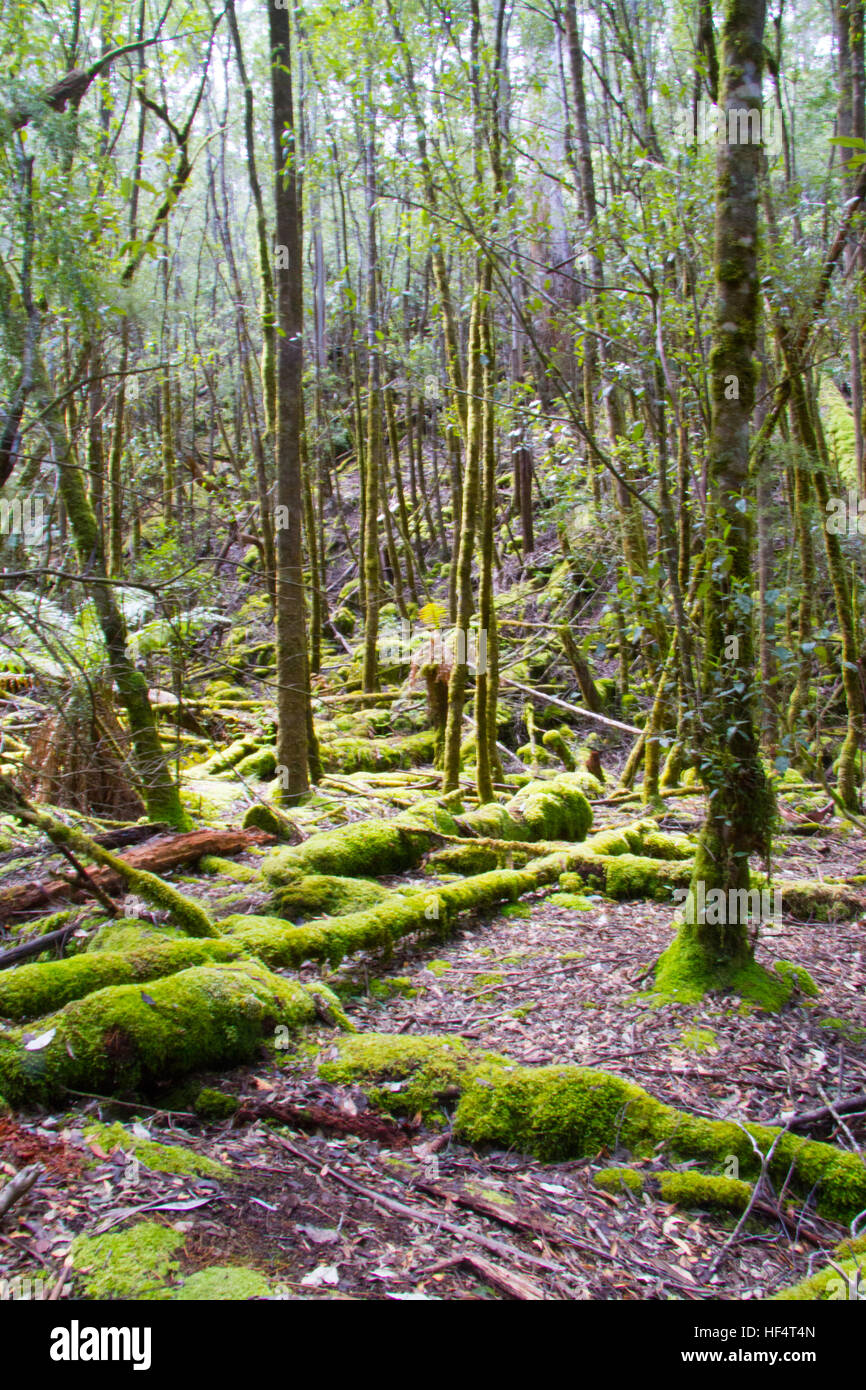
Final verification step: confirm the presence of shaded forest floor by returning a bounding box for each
[2,783,864,1302]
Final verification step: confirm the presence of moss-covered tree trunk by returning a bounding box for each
[269,0,309,803]
[657,0,775,1000]
[441,268,485,792]
[34,358,189,830]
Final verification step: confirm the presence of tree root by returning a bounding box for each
[317,1033,866,1224]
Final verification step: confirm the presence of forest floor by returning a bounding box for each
[2,786,864,1302]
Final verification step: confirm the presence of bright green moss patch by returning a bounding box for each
[87,919,182,953]
[653,932,793,1009]
[547,891,595,910]
[242,803,298,840]
[656,1170,752,1212]
[175,1266,271,1300]
[199,856,261,883]
[593,1167,644,1195]
[71,1221,182,1300]
[680,1027,718,1054]
[369,975,418,999]
[84,1121,230,1179]
[270,873,390,921]
[264,819,428,883]
[773,961,819,998]
[424,844,499,875]
[426,960,453,977]
[501,902,531,918]
[318,1032,490,1119]
[819,1016,866,1044]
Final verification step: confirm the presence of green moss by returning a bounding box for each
[84,1121,230,1179]
[199,856,261,883]
[425,843,499,875]
[541,728,576,771]
[320,1034,866,1222]
[319,1032,489,1118]
[680,1027,718,1054]
[593,1166,644,1195]
[71,1221,182,1300]
[426,959,453,977]
[819,1016,866,1044]
[0,961,339,1103]
[242,803,298,840]
[780,879,866,922]
[270,873,390,921]
[194,1087,239,1120]
[653,932,793,1009]
[656,1170,752,1212]
[194,738,261,777]
[773,961,819,998]
[87,919,182,953]
[369,975,418,999]
[235,748,278,780]
[0,937,245,1021]
[264,819,429,883]
[501,902,530,918]
[175,1265,271,1300]
[547,891,595,910]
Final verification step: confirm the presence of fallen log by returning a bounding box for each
[0,827,274,924]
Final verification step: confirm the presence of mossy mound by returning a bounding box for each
[194,1086,239,1119]
[242,803,300,841]
[71,1221,182,1300]
[0,961,340,1105]
[263,819,429,884]
[779,878,866,922]
[270,873,390,922]
[87,918,182,953]
[235,747,278,780]
[321,1034,866,1223]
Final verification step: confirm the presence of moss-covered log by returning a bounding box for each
[0,782,217,936]
[0,935,246,1021]
[318,1034,866,1224]
[262,775,594,886]
[0,960,343,1105]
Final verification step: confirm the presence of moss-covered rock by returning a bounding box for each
[778,879,866,922]
[235,748,278,780]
